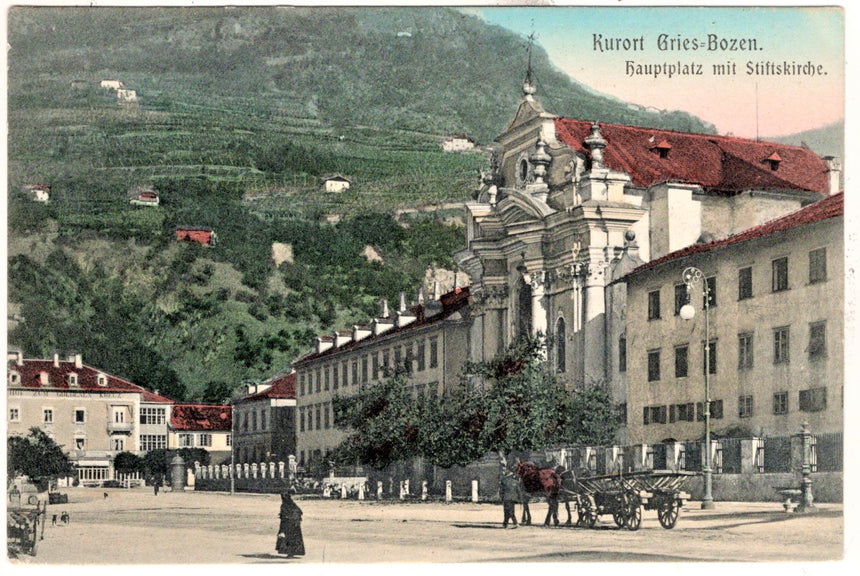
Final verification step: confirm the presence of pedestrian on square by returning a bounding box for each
[276,491,305,557]
[500,469,522,529]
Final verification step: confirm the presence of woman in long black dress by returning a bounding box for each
[276,492,305,557]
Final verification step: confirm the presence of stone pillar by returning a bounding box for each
[740,438,758,474]
[377,481,383,500]
[399,481,406,500]
[269,462,276,479]
[358,483,365,500]
[421,480,428,501]
[471,480,479,503]
[278,461,285,479]
[530,272,548,338]
[341,484,348,499]
[584,263,607,383]
[404,479,410,496]
[251,463,258,479]
[243,463,249,479]
[445,480,453,503]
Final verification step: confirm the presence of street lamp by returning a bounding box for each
[680,266,715,510]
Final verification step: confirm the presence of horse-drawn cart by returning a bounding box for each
[573,469,695,530]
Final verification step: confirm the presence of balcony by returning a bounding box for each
[107,421,134,433]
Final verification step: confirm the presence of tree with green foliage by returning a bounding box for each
[331,335,618,471]
[113,451,143,475]
[7,427,75,487]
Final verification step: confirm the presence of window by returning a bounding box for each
[140,407,166,425]
[518,278,533,336]
[704,276,717,308]
[772,257,789,292]
[315,368,321,393]
[315,405,322,430]
[676,402,695,422]
[252,411,258,431]
[362,355,369,381]
[382,350,390,372]
[738,333,754,370]
[556,317,566,373]
[74,409,86,424]
[179,433,194,447]
[773,391,789,415]
[9,408,20,422]
[675,345,689,378]
[674,284,687,316]
[343,362,349,386]
[8,371,20,385]
[261,410,267,431]
[97,374,108,387]
[198,433,212,447]
[738,267,753,300]
[351,361,358,385]
[324,404,330,429]
[703,341,717,375]
[774,327,790,364]
[429,338,439,369]
[417,341,426,372]
[299,373,305,396]
[140,435,167,451]
[809,321,827,360]
[112,437,125,451]
[618,335,627,372]
[324,366,330,391]
[113,408,126,423]
[75,437,86,450]
[307,407,313,431]
[394,347,402,369]
[614,403,627,425]
[43,408,54,423]
[809,247,827,283]
[648,290,661,320]
[307,372,313,395]
[647,350,661,382]
[226,434,232,447]
[738,395,754,418]
[333,364,339,390]
[643,405,667,425]
[372,354,379,380]
[697,399,723,421]
[67,373,79,386]
[299,408,305,432]
[799,387,827,412]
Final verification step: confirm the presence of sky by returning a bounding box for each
[470,6,844,139]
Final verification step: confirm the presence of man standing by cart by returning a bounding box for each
[500,469,523,529]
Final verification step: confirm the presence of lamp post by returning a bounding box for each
[679,266,715,510]
[229,403,235,495]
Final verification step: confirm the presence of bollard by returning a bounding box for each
[471,479,479,503]
[377,481,383,500]
[422,480,428,501]
[445,480,452,503]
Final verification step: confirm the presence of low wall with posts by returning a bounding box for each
[194,430,842,503]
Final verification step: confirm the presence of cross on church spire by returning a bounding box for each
[522,25,537,99]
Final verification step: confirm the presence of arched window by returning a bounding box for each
[556,317,566,373]
[518,278,532,337]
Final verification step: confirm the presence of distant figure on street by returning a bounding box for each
[276,491,305,558]
[500,469,523,529]
[153,475,162,496]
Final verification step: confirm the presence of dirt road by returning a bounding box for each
[8,486,843,565]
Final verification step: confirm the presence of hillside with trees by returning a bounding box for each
[6,6,715,401]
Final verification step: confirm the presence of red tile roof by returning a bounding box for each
[294,286,470,365]
[170,404,232,432]
[142,389,175,404]
[554,118,829,194]
[8,358,145,393]
[630,192,843,275]
[241,373,297,402]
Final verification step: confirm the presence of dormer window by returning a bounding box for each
[97,373,108,387]
[765,152,781,171]
[652,139,672,159]
[67,373,79,387]
[8,371,21,385]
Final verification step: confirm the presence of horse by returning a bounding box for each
[515,461,570,526]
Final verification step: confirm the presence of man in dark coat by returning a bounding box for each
[276,492,305,557]
[500,470,523,529]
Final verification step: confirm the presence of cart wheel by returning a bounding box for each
[613,510,627,528]
[578,497,597,528]
[625,496,642,531]
[658,499,680,529]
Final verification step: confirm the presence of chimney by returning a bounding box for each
[399,292,407,313]
[8,349,24,366]
[334,330,352,348]
[73,353,82,369]
[52,351,60,368]
[372,317,395,336]
[316,336,334,354]
[824,156,841,195]
[432,281,441,301]
[417,287,426,306]
[352,324,372,342]
[380,299,390,318]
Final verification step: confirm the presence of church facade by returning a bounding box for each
[455,78,839,443]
